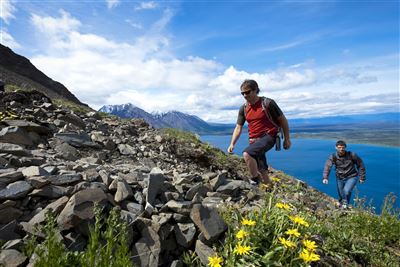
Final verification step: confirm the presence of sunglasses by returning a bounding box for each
[241,90,252,96]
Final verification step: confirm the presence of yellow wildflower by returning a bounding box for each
[289,215,310,227]
[275,203,290,210]
[271,177,281,183]
[241,218,256,226]
[278,237,296,248]
[303,240,318,251]
[236,229,248,240]
[234,244,251,255]
[285,228,301,237]
[299,249,320,263]
[208,254,223,267]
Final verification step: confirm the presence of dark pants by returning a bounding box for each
[243,134,275,172]
[336,176,358,205]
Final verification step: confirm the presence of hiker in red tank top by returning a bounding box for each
[227,79,291,186]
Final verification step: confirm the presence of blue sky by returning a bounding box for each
[0,0,399,123]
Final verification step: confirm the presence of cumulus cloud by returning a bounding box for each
[135,1,158,11]
[28,10,398,123]
[106,0,120,9]
[0,29,21,49]
[0,0,16,24]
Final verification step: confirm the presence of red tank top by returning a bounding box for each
[246,99,278,138]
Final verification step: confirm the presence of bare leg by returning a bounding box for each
[243,152,259,178]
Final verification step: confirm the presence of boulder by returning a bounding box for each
[190,204,227,241]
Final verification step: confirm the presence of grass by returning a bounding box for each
[200,185,400,267]
[25,206,134,267]
[52,98,93,114]
[161,128,245,171]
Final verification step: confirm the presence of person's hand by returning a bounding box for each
[322,178,328,184]
[359,179,365,184]
[227,144,234,154]
[283,138,291,150]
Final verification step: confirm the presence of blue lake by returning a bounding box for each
[200,135,400,212]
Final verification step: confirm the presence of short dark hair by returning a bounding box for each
[336,140,347,147]
[240,79,260,94]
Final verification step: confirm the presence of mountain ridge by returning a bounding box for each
[0,44,86,107]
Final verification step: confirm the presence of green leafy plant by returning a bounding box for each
[25,206,134,267]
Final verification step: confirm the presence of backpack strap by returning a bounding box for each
[332,151,357,165]
[261,97,280,129]
[243,97,280,129]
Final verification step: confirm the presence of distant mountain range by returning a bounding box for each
[99,103,400,139]
[99,103,233,134]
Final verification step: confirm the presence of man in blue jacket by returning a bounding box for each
[323,140,366,209]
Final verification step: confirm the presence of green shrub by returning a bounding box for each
[26,207,134,267]
[53,98,93,114]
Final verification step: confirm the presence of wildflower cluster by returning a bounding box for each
[210,195,321,267]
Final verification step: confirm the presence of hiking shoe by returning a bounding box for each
[249,177,260,185]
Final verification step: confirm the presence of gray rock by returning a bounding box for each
[120,210,137,224]
[28,176,50,189]
[185,182,210,200]
[29,185,70,199]
[0,181,33,200]
[0,221,20,241]
[47,174,82,185]
[174,223,196,248]
[28,196,69,226]
[54,132,100,148]
[117,144,136,155]
[0,143,31,156]
[22,166,49,177]
[0,249,27,267]
[161,200,192,214]
[132,220,161,267]
[1,120,51,135]
[0,207,23,224]
[1,239,24,251]
[195,239,215,266]
[216,180,243,196]
[54,142,80,161]
[190,204,227,241]
[147,167,165,206]
[210,172,227,190]
[115,178,134,202]
[59,113,86,129]
[98,170,111,186]
[0,126,33,146]
[118,172,139,184]
[126,202,144,215]
[170,260,183,267]
[0,171,24,184]
[82,169,100,182]
[57,188,109,231]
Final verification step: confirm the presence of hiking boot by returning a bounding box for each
[249,177,260,186]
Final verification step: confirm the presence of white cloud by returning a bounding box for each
[0,0,16,24]
[106,0,120,9]
[125,19,142,29]
[135,1,158,11]
[0,28,20,49]
[28,11,399,123]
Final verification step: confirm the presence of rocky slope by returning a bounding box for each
[0,44,85,106]
[0,90,339,267]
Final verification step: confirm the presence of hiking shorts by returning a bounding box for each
[243,134,276,172]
